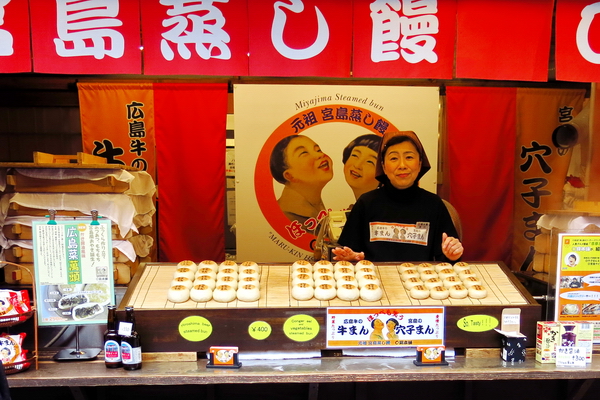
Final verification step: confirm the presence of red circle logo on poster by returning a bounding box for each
[255,105,399,254]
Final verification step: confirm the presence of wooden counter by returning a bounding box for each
[7,352,600,387]
[7,351,600,400]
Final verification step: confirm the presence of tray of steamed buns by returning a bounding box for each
[136,259,528,308]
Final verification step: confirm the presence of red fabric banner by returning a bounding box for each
[30,0,142,74]
[0,0,31,73]
[154,83,228,262]
[248,0,352,77]
[555,0,600,82]
[352,0,456,79]
[446,86,517,266]
[455,0,554,81]
[141,0,249,76]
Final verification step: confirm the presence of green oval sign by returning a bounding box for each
[248,321,272,340]
[457,315,499,332]
[178,316,213,341]
[283,314,320,342]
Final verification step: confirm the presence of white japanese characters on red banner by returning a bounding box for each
[353,0,456,79]
[32,218,115,327]
[141,0,249,75]
[2,0,598,80]
[29,0,142,74]
[0,0,31,73]
[326,306,445,348]
[247,0,353,77]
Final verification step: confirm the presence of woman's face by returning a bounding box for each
[387,320,396,331]
[343,145,379,194]
[382,141,421,190]
[283,136,333,185]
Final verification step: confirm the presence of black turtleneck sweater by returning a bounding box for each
[337,181,458,262]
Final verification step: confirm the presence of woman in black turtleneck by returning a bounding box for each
[332,130,463,263]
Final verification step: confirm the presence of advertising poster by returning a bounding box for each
[235,85,440,262]
[32,219,114,326]
[326,306,445,348]
[555,233,600,321]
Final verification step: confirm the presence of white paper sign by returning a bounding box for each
[326,306,444,348]
[556,346,587,367]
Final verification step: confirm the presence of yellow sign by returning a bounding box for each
[179,316,212,342]
[457,315,499,332]
[283,314,319,342]
[248,321,272,340]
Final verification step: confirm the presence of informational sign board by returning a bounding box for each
[555,233,600,321]
[32,218,114,326]
[326,306,444,348]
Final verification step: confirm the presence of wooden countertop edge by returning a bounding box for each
[7,356,600,387]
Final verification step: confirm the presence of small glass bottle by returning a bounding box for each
[120,306,142,370]
[103,305,122,368]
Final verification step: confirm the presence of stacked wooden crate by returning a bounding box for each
[0,152,156,285]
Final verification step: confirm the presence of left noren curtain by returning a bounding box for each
[80,82,228,262]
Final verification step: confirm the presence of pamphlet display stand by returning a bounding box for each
[32,210,114,362]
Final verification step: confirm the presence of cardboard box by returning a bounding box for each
[501,336,527,363]
[536,321,593,364]
[559,321,593,364]
[496,309,527,363]
[536,321,560,363]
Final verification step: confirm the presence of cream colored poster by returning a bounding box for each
[235,85,440,262]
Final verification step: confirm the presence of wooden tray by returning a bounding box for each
[5,170,130,193]
[119,262,541,353]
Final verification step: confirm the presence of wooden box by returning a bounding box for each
[119,262,541,354]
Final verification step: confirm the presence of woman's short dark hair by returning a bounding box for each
[382,135,422,161]
[386,318,399,327]
[342,134,382,164]
[270,135,299,184]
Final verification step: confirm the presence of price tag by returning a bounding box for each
[556,346,586,367]
[118,321,133,336]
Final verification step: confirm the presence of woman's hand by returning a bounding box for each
[331,246,365,262]
[442,232,463,261]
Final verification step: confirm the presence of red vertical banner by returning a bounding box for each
[513,88,585,270]
[248,0,352,77]
[455,0,554,81]
[154,83,228,262]
[446,87,517,266]
[78,82,156,179]
[30,0,142,74]
[141,0,249,76]
[0,0,31,72]
[555,0,600,82]
[352,0,456,79]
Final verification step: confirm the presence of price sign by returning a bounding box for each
[556,346,587,367]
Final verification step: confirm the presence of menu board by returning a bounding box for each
[555,233,600,321]
[32,218,114,326]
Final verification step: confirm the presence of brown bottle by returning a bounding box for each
[103,305,122,368]
[120,306,142,370]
